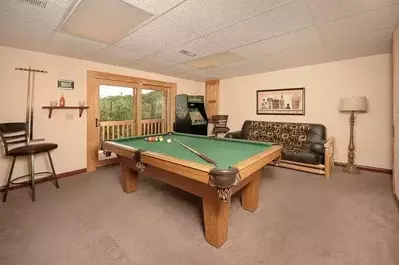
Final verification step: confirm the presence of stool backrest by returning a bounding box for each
[212,115,228,128]
[0,123,28,156]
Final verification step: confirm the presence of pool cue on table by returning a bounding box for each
[173,139,218,167]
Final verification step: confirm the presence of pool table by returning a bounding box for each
[102,132,281,248]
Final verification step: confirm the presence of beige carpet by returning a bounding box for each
[0,165,398,265]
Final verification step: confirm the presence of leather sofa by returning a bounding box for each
[225,120,335,178]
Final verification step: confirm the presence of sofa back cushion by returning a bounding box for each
[242,121,325,153]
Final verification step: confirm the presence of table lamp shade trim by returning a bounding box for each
[339,97,367,112]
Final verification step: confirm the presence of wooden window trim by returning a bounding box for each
[86,71,176,172]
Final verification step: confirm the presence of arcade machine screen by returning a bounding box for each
[189,108,207,125]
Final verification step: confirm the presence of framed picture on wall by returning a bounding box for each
[256,87,305,115]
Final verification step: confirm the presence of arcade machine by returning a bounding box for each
[175,94,208,135]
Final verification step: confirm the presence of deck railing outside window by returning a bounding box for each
[100,119,164,142]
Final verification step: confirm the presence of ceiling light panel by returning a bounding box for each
[60,0,153,44]
[162,0,293,36]
[0,0,70,30]
[122,0,186,14]
[317,5,399,41]
[232,27,321,59]
[157,38,225,63]
[306,0,399,23]
[204,0,313,50]
[116,17,198,57]
[186,52,243,68]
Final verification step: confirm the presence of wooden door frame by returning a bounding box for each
[393,27,398,203]
[86,71,177,172]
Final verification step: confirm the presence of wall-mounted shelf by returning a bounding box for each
[42,106,89,118]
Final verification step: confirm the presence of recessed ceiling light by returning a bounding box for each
[179,50,197,57]
[185,52,243,69]
[60,0,153,44]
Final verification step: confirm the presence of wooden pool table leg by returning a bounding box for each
[202,194,230,248]
[241,169,261,212]
[120,162,138,193]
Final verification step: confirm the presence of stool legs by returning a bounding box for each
[2,156,16,202]
[29,155,35,202]
[47,152,59,189]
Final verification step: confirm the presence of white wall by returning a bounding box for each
[220,54,392,169]
[393,26,399,196]
[0,46,204,185]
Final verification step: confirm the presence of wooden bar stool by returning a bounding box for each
[0,123,59,202]
[212,115,230,137]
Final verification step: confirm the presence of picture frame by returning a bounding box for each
[58,79,74,90]
[256,87,305,115]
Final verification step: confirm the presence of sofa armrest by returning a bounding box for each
[324,136,335,178]
[310,142,325,155]
[225,131,243,139]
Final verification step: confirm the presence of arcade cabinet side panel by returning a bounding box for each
[175,94,191,133]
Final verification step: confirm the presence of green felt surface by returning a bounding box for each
[110,133,273,169]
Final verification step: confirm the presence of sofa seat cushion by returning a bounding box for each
[282,149,322,165]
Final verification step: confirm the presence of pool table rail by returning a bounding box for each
[102,140,213,184]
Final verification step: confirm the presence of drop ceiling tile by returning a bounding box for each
[0,17,54,51]
[46,32,108,59]
[122,0,186,14]
[163,0,294,36]
[252,43,329,72]
[156,38,225,63]
[325,27,393,61]
[204,0,313,50]
[116,17,198,58]
[130,54,176,72]
[0,0,69,30]
[232,27,321,59]
[95,46,144,66]
[171,72,206,81]
[160,63,198,75]
[195,60,261,79]
[306,0,399,23]
[317,4,399,40]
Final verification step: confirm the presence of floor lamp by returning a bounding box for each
[339,97,368,174]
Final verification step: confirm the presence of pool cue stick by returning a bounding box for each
[16,67,48,143]
[173,139,218,167]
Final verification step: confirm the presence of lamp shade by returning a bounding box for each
[339,97,367,112]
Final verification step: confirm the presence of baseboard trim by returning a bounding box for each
[0,168,87,192]
[56,168,87,179]
[394,194,399,211]
[334,162,392,174]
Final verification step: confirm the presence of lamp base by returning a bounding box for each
[343,163,361,174]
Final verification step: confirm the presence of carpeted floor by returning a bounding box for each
[0,165,398,265]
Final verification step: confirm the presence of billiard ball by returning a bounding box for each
[167,139,172,143]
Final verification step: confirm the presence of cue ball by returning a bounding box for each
[167,139,172,143]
